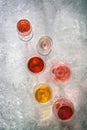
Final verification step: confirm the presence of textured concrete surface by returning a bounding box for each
[0,0,87,130]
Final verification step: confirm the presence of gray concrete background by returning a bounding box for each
[0,0,87,130]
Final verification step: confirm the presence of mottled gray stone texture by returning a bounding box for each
[0,0,87,130]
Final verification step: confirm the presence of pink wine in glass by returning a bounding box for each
[37,36,53,55]
[50,62,71,84]
[17,19,33,41]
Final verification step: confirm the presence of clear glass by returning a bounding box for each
[17,19,33,41]
[53,98,74,122]
[37,36,53,55]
